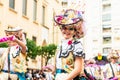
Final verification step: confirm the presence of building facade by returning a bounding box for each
[0,0,62,45]
[0,0,62,69]
[84,0,120,59]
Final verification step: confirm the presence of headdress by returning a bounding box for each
[108,50,119,60]
[5,26,22,32]
[54,9,85,39]
[54,9,83,26]
[4,26,26,43]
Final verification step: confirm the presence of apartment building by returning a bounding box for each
[84,0,120,59]
[102,0,120,54]
[0,0,62,45]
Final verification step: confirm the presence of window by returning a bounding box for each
[102,13,111,21]
[103,27,111,32]
[62,0,68,7]
[32,36,36,43]
[42,5,45,25]
[9,0,15,9]
[33,0,37,21]
[22,0,27,15]
[103,47,111,54]
[102,24,111,32]
[103,36,111,44]
[102,4,111,12]
[114,37,120,41]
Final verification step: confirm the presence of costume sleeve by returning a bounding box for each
[73,41,85,58]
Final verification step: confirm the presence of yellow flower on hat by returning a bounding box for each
[61,19,67,24]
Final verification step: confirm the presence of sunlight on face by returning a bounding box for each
[60,26,75,39]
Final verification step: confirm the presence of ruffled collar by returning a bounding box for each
[59,39,80,58]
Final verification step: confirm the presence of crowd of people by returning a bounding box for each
[25,49,120,80]
[85,50,120,80]
[25,69,46,80]
[25,67,55,80]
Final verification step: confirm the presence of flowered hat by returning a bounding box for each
[108,50,119,60]
[54,9,83,26]
[54,9,85,39]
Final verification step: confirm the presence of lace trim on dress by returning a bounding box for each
[59,40,85,58]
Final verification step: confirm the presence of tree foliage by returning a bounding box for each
[26,38,41,59]
[41,44,57,65]
[0,43,8,47]
[26,38,57,65]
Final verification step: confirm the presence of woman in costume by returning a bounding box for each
[54,9,86,80]
[103,50,120,80]
[0,26,27,80]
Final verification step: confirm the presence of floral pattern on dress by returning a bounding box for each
[59,40,85,73]
[11,46,27,73]
[62,52,74,73]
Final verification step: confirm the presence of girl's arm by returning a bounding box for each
[6,35,27,54]
[14,37,27,54]
[65,57,84,80]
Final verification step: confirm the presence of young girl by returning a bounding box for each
[54,9,86,80]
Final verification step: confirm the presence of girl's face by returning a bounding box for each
[111,57,119,63]
[60,26,75,39]
[6,31,20,38]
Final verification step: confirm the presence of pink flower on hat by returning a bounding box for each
[56,15,64,23]
[68,40,72,45]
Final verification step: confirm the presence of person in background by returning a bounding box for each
[94,53,108,65]
[39,69,46,80]
[54,9,86,80]
[0,26,27,80]
[84,59,97,80]
[103,50,120,80]
[26,69,32,80]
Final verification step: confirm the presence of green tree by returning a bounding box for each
[41,44,57,65]
[26,38,41,59]
[0,43,8,47]
[26,38,57,65]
